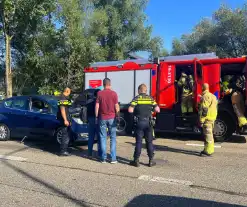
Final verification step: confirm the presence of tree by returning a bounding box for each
[1,0,166,96]
[0,0,54,97]
[159,48,169,57]
[171,4,247,58]
[90,0,163,60]
[171,38,186,56]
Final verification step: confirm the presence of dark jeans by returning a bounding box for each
[99,118,117,161]
[134,120,154,159]
[60,126,70,153]
[88,117,101,157]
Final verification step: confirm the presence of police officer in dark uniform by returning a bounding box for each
[128,84,160,167]
[57,87,72,156]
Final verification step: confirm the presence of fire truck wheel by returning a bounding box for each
[116,113,127,136]
[213,113,235,142]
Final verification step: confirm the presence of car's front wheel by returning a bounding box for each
[55,127,76,146]
[0,124,10,141]
[116,116,127,135]
[55,127,63,145]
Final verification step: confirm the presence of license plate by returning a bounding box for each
[80,133,88,137]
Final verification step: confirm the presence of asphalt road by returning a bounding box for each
[0,135,247,207]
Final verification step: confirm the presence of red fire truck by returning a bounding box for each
[84,53,247,141]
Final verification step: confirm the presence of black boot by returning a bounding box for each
[148,158,156,167]
[240,124,247,134]
[130,158,140,167]
[60,151,71,156]
[200,151,212,157]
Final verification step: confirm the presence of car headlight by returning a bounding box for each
[72,117,84,125]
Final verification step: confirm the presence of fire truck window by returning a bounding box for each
[175,65,194,80]
[221,63,245,75]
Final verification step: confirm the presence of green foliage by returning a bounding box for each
[171,4,247,58]
[0,0,164,95]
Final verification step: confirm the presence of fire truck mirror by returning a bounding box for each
[153,57,160,64]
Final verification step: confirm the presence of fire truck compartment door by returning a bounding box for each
[135,70,151,96]
[158,63,176,109]
[202,64,221,100]
[194,62,203,107]
[107,71,135,104]
[85,72,105,90]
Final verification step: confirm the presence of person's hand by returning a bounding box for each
[116,116,120,123]
[64,120,70,127]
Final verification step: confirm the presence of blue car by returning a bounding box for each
[0,95,90,144]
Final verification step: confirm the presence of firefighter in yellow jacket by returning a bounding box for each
[178,72,194,114]
[221,75,247,130]
[231,75,247,130]
[199,83,218,156]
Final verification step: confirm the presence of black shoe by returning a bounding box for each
[60,151,71,156]
[200,151,212,157]
[149,158,156,167]
[240,125,247,133]
[130,159,140,167]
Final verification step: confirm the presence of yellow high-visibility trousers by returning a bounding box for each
[203,120,215,155]
[231,92,247,127]
[181,94,193,114]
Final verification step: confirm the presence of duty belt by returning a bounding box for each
[136,117,150,121]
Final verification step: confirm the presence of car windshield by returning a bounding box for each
[43,96,59,108]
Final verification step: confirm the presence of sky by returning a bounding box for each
[144,0,245,54]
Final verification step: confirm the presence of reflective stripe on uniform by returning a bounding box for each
[58,100,72,106]
[130,97,157,106]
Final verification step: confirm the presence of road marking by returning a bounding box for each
[186,143,221,148]
[0,155,27,161]
[138,175,193,186]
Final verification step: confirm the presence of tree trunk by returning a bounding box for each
[5,34,12,98]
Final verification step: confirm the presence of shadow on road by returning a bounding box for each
[125,142,201,157]
[0,147,102,207]
[125,194,246,207]
[10,138,132,165]
[156,133,246,144]
[225,135,247,144]
[9,137,90,157]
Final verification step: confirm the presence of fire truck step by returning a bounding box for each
[176,127,193,132]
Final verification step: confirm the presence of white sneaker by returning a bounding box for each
[111,161,118,164]
[101,160,107,164]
